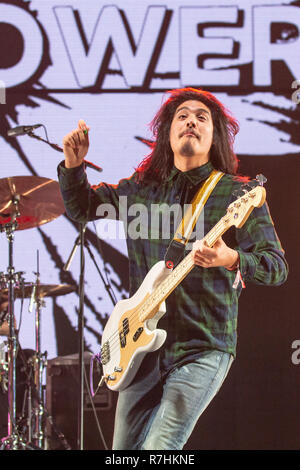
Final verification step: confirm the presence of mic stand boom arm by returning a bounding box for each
[27,131,103,174]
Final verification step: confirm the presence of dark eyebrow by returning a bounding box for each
[175,106,210,116]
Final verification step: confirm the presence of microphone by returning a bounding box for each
[7,124,43,137]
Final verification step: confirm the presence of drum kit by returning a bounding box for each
[0,175,76,450]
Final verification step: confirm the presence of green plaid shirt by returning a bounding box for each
[58,160,288,375]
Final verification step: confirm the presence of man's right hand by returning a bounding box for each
[63,119,90,168]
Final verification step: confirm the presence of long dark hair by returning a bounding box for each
[136,88,240,183]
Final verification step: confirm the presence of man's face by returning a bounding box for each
[169,100,214,161]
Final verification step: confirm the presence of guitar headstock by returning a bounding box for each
[224,185,266,229]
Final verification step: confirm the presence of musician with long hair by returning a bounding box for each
[58,88,288,450]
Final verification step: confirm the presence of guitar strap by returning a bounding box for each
[164,169,224,269]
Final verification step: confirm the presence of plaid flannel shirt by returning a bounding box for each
[58,160,288,375]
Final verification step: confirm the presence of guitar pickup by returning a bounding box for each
[119,331,126,348]
[122,317,129,335]
[119,317,129,348]
[133,327,143,342]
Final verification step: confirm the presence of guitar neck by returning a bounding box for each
[140,216,229,322]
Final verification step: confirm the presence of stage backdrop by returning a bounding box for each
[0,0,299,449]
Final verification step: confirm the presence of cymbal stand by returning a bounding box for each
[13,341,70,450]
[0,197,28,450]
[29,251,47,449]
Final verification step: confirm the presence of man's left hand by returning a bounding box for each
[192,237,239,270]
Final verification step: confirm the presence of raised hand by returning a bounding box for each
[63,119,90,168]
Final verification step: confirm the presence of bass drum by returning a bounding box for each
[0,347,35,438]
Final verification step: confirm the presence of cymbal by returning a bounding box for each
[1,284,76,299]
[0,176,65,230]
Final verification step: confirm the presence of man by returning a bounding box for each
[58,88,288,450]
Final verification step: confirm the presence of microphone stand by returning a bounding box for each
[78,224,85,451]
[63,224,86,450]
[63,225,117,450]
[0,198,30,450]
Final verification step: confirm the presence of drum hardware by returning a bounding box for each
[0,175,66,450]
[0,176,65,232]
[0,310,8,328]
[18,354,34,442]
[0,280,8,329]
[0,173,108,450]
[0,199,29,449]
[21,350,48,448]
[1,283,76,300]
[22,352,71,450]
[1,342,71,451]
[10,276,76,449]
[0,275,75,450]
[28,250,48,449]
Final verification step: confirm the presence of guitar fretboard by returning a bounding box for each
[139,216,228,322]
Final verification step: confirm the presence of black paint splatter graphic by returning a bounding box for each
[0,0,129,356]
[243,99,300,147]
[1,0,68,175]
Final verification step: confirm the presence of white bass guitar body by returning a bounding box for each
[101,261,171,391]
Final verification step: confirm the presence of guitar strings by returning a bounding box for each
[101,218,227,361]
[101,219,227,359]
[101,253,194,363]
[101,219,227,360]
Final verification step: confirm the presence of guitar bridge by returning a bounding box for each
[101,341,110,365]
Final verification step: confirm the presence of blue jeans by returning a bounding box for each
[112,350,233,450]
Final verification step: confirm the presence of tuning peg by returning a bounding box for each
[255,174,267,186]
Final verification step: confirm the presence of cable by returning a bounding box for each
[83,362,108,450]
[41,124,50,143]
[92,221,117,305]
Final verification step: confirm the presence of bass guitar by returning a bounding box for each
[100,185,266,391]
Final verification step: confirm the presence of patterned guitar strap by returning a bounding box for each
[164,170,224,269]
